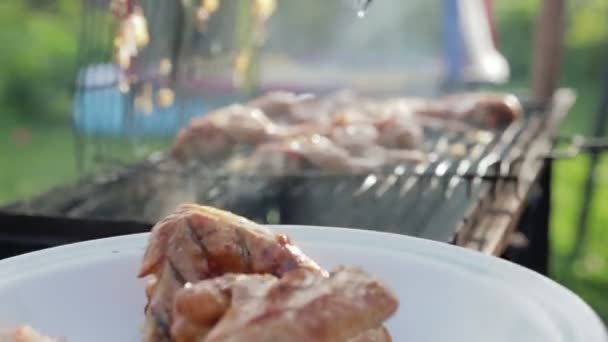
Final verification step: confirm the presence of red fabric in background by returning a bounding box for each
[483,0,499,48]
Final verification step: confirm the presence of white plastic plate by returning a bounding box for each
[0,226,605,342]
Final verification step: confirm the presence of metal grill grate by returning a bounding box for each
[6,94,561,250]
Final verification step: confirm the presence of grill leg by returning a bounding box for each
[504,160,551,275]
[569,64,608,261]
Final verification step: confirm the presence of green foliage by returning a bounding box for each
[495,0,540,82]
[563,1,608,83]
[0,0,79,123]
[495,0,608,84]
[549,86,608,322]
[567,0,608,48]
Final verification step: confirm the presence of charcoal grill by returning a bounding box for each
[1,89,578,275]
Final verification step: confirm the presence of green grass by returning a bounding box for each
[551,154,608,322]
[549,83,608,322]
[0,115,78,204]
[0,114,171,204]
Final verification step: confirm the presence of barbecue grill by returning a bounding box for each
[1,88,577,274]
[1,1,603,278]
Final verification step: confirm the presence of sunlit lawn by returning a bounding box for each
[0,115,78,204]
[550,82,608,322]
[0,85,606,322]
[0,116,169,204]
[552,155,608,322]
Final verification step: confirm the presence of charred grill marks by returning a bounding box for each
[150,307,172,340]
[187,217,209,257]
[235,228,253,272]
[168,257,187,285]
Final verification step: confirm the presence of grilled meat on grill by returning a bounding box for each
[172,267,397,342]
[248,90,359,124]
[248,90,521,129]
[246,91,317,123]
[171,104,309,160]
[402,92,523,127]
[331,101,423,149]
[249,134,426,173]
[250,135,354,173]
[329,122,380,150]
[170,91,521,173]
[248,91,423,150]
[171,104,280,160]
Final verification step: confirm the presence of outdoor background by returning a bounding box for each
[0,0,606,321]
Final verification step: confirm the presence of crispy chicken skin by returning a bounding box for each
[408,92,523,127]
[172,267,398,342]
[140,204,398,341]
[139,204,326,341]
[170,105,284,160]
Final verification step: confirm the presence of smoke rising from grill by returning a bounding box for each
[261,0,444,96]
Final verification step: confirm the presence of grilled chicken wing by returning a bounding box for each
[331,101,423,150]
[171,104,291,160]
[247,90,359,123]
[405,92,523,127]
[172,267,398,342]
[251,135,355,172]
[139,204,325,341]
[171,103,326,161]
[246,91,317,123]
[329,122,380,150]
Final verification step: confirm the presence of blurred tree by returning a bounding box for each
[495,0,608,84]
[0,0,79,123]
[563,0,608,82]
[494,0,540,82]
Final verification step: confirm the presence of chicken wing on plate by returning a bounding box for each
[139,204,325,341]
[139,204,398,342]
[172,267,398,342]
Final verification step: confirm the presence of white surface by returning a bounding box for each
[458,0,510,84]
[0,226,605,342]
